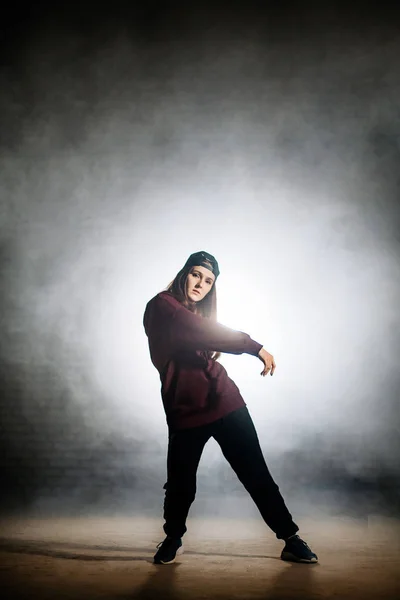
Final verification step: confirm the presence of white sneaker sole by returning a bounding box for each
[281,551,318,563]
[159,545,184,564]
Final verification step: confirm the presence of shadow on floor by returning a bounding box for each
[0,537,280,562]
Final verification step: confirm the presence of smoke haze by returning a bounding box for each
[1,1,399,519]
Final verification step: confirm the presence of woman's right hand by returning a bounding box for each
[258,347,276,377]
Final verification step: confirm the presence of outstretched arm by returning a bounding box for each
[171,302,263,356]
[144,293,276,375]
[146,292,263,356]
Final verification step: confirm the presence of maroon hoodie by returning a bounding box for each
[143,291,263,430]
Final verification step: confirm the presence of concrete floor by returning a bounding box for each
[0,515,399,599]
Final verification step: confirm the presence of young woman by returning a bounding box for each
[143,251,317,565]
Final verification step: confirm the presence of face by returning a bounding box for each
[186,265,215,302]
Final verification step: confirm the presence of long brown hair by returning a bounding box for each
[165,264,221,361]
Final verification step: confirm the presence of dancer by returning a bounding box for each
[143,251,317,565]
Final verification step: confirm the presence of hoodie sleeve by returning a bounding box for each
[146,292,263,357]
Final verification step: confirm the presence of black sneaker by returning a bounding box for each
[154,536,183,564]
[281,535,318,563]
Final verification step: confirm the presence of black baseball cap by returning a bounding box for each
[183,251,220,278]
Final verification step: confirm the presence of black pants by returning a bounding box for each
[162,406,299,540]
